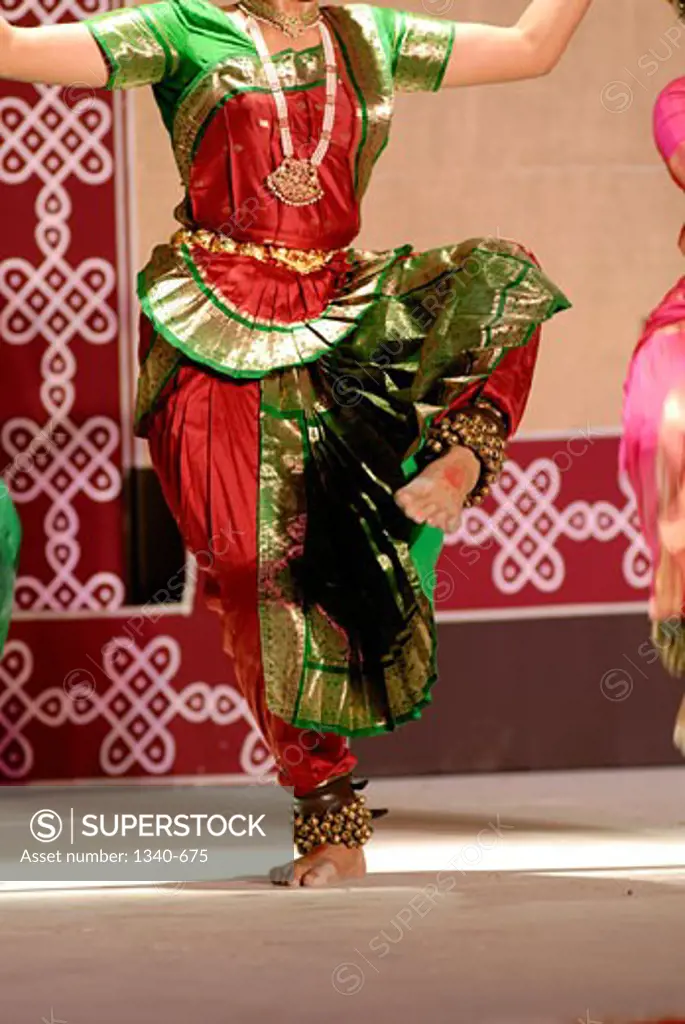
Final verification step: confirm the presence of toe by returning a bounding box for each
[415,503,438,522]
[399,499,429,524]
[395,492,416,516]
[396,479,431,505]
[430,509,451,532]
[445,513,462,534]
[269,862,296,886]
[301,859,338,887]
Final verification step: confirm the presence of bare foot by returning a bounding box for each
[270,844,366,888]
[395,444,480,533]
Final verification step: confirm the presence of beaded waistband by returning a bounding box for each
[170,228,340,275]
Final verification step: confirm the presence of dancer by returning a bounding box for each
[622,72,685,750]
[0,0,594,885]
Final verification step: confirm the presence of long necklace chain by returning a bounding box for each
[237,0,320,40]
[243,11,338,206]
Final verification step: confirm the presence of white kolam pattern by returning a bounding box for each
[0,0,275,780]
[452,458,650,595]
[0,0,123,611]
[0,636,273,778]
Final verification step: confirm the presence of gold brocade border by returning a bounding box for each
[257,377,310,723]
[258,372,353,726]
[134,333,183,430]
[378,551,437,720]
[256,369,439,734]
[326,5,395,200]
[393,13,455,93]
[257,371,434,734]
[354,238,565,365]
[88,6,179,90]
[137,243,396,377]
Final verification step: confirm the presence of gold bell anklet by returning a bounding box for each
[293,775,386,855]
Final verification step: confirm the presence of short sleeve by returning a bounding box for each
[391,10,455,93]
[84,1,185,90]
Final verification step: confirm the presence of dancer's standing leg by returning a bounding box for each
[146,361,357,796]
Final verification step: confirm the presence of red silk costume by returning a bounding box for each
[85,0,568,792]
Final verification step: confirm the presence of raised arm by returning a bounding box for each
[0,15,109,87]
[442,0,594,87]
[0,3,184,91]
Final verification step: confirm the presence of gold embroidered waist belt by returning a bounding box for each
[171,228,342,276]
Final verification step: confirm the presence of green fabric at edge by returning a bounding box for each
[0,482,21,655]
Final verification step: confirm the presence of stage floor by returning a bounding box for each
[4,766,685,1023]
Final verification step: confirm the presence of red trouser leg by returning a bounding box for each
[479,328,541,434]
[146,363,357,795]
[445,328,541,433]
[442,240,543,430]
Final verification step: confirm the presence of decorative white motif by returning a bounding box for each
[0,2,272,784]
[2,0,107,27]
[0,637,270,778]
[0,641,36,778]
[451,457,650,596]
[0,2,124,610]
[239,724,275,778]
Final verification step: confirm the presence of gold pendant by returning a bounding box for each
[266,158,324,206]
[279,17,310,38]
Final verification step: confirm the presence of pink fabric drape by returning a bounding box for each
[621,79,685,599]
[622,320,685,577]
[654,77,685,162]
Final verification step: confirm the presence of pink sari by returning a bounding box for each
[621,79,685,714]
[622,280,685,578]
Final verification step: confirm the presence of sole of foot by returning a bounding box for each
[394,444,479,533]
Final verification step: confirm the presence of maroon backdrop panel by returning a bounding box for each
[0,2,653,782]
[0,611,271,780]
[0,4,125,610]
[356,613,683,779]
[436,431,645,615]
